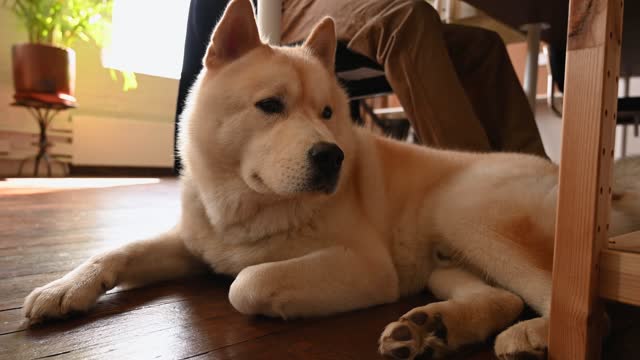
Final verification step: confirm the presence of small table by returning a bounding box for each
[11,98,74,177]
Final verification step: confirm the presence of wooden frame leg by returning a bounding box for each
[549,0,624,359]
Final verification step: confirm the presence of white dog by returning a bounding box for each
[23,1,640,359]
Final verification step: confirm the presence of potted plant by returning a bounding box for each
[3,0,136,107]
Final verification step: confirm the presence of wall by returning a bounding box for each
[0,9,179,174]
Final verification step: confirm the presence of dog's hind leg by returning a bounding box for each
[379,266,524,359]
[23,228,206,324]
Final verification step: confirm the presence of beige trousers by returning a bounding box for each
[282,0,546,156]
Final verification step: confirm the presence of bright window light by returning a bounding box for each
[102,0,191,79]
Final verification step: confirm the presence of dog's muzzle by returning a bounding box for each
[307,142,344,193]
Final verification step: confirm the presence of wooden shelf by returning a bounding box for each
[609,230,640,254]
[600,249,640,307]
[603,231,640,306]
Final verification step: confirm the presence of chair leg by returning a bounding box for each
[256,0,282,45]
[522,23,543,112]
[350,100,364,125]
[621,124,628,158]
[549,0,624,359]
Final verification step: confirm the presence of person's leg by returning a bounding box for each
[443,24,547,157]
[283,0,545,154]
[174,0,231,174]
[343,1,492,151]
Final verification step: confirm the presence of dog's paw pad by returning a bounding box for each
[379,309,450,359]
[408,311,427,325]
[421,313,448,342]
[380,321,420,359]
[406,310,448,344]
[390,346,412,359]
[391,325,413,341]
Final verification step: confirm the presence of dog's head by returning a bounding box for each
[180,0,354,198]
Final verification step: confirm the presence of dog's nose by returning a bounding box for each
[308,142,344,174]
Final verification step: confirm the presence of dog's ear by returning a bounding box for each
[303,17,336,72]
[204,0,262,69]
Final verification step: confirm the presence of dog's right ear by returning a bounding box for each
[304,17,336,72]
[204,0,262,69]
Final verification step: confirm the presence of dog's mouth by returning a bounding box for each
[248,171,274,194]
[306,168,341,194]
[251,172,265,186]
[249,169,340,196]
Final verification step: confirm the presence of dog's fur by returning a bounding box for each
[23,1,640,359]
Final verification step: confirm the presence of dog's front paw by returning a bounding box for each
[229,265,292,318]
[379,306,451,359]
[494,318,548,360]
[24,263,113,324]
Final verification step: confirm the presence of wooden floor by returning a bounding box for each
[2,178,640,359]
[0,178,499,360]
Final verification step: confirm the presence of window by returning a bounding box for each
[102,0,191,79]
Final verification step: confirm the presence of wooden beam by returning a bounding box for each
[548,0,624,359]
[609,230,640,253]
[600,249,640,306]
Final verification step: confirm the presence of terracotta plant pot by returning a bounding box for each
[12,43,77,107]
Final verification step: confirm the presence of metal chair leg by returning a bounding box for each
[621,124,628,158]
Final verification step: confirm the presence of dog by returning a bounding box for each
[22,0,640,358]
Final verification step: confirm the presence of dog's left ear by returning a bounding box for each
[303,17,336,72]
[205,0,262,69]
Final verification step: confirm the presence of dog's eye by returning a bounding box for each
[321,106,332,120]
[255,97,284,115]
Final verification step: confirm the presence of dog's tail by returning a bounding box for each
[610,156,640,235]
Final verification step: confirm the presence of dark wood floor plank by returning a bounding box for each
[0,272,68,310]
[0,276,229,335]
[20,313,293,360]
[0,277,293,360]
[0,243,109,280]
[0,308,26,335]
[193,295,498,360]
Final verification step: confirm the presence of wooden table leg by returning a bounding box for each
[549,0,624,359]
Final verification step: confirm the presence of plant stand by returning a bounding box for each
[12,99,74,177]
